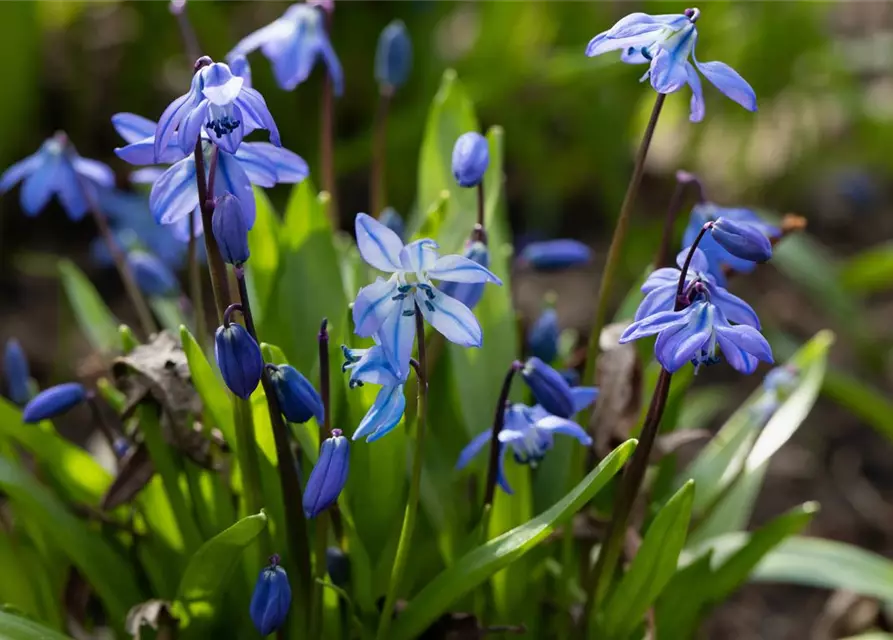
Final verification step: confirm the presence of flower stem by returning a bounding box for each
[582,93,665,388]
[193,142,230,323]
[371,90,391,218]
[320,11,338,227]
[376,306,428,640]
[186,209,207,346]
[653,171,699,270]
[473,181,487,244]
[170,0,200,63]
[311,318,332,640]
[482,361,522,510]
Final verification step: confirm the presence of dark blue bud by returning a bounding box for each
[22,382,87,424]
[112,437,131,458]
[4,339,31,405]
[212,193,250,266]
[229,54,252,89]
[215,323,263,399]
[438,241,489,310]
[269,365,324,424]
[527,308,559,363]
[452,132,489,188]
[127,251,179,296]
[378,207,405,241]
[375,20,412,90]
[303,430,349,518]
[325,547,351,588]
[710,217,772,263]
[518,239,592,270]
[521,357,575,418]
[250,555,292,636]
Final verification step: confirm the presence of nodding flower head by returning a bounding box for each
[710,216,773,264]
[375,20,412,91]
[215,307,264,399]
[250,555,292,636]
[451,132,489,188]
[521,357,576,418]
[527,306,560,364]
[268,364,324,424]
[22,382,87,424]
[303,430,349,518]
[4,338,31,406]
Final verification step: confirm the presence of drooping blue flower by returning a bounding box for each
[527,307,559,363]
[0,133,114,220]
[230,4,344,95]
[378,206,405,241]
[113,113,307,229]
[215,322,264,399]
[710,217,773,263]
[517,239,592,270]
[212,193,250,266]
[155,59,280,158]
[521,357,597,419]
[585,10,757,122]
[4,339,31,406]
[451,132,489,188]
[352,213,502,379]
[437,241,490,311]
[303,429,349,518]
[682,202,779,283]
[250,555,292,636]
[325,547,350,588]
[268,364,324,424]
[127,251,180,297]
[457,400,595,494]
[22,382,87,424]
[636,248,761,329]
[375,20,412,91]
[342,340,407,442]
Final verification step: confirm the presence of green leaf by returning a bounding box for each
[0,610,72,640]
[821,369,893,442]
[118,324,139,354]
[246,187,281,325]
[600,481,695,639]
[174,511,268,625]
[654,550,715,639]
[180,326,235,451]
[390,439,637,640]
[0,536,63,629]
[58,259,119,354]
[840,241,893,294]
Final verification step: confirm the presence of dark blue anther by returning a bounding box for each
[402,309,416,317]
[641,46,653,61]
[397,284,413,294]
[391,293,408,301]
[424,301,435,312]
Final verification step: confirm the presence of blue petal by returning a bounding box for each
[641,267,681,293]
[654,316,710,372]
[179,99,211,158]
[155,73,204,162]
[201,63,244,105]
[0,152,41,193]
[716,324,773,365]
[634,285,677,322]
[352,277,399,337]
[686,61,705,123]
[130,167,166,185]
[353,384,406,441]
[72,157,114,188]
[230,13,295,57]
[534,415,593,446]
[231,143,278,188]
[709,283,760,329]
[416,286,482,348]
[571,386,599,413]
[20,155,61,217]
[346,344,401,387]
[355,213,403,272]
[456,430,491,470]
[214,151,256,228]
[619,308,688,343]
[694,57,757,113]
[149,157,199,225]
[649,46,690,94]
[55,160,90,220]
[211,104,245,155]
[318,31,344,96]
[235,142,308,185]
[674,247,711,275]
[238,87,281,147]
[428,254,502,285]
[377,296,416,379]
[585,13,687,58]
[399,239,439,276]
[111,112,157,144]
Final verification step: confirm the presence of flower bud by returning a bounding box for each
[325,547,351,588]
[22,382,86,424]
[268,364,324,424]
[4,338,31,405]
[378,207,405,241]
[437,241,489,310]
[250,555,292,636]
[521,357,575,418]
[212,193,250,266]
[303,430,349,518]
[228,54,252,88]
[527,308,559,363]
[127,251,179,296]
[215,323,264,399]
[375,20,412,90]
[518,239,592,270]
[451,132,489,188]
[710,217,772,263]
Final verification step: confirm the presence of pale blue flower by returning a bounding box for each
[342,340,407,442]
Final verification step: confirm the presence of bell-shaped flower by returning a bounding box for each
[4,339,31,406]
[517,239,592,270]
[303,429,349,518]
[437,241,490,311]
[452,132,489,188]
[521,357,597,419]
[155,59,280,158]
[351,213,502,379]
[636,247,761,329]
[230,4,344,95]
[585,10,757,122]
[527,307,559,363]
[22,382,87,424]
[683,202,779,283]
[268,364,324,424]
[212,193,250,266]
[342,340,407,442]
[0,133,114,220]
[127,251,180,297]
[215,321,264,399]
[250,555,292,636]
[375,20,412,91]
[457,400,595,494]
[710,217,773,263]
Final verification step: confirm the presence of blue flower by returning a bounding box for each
[230,4,344,95]
[710,217,773,263]
[585,10,757,122]
[521,357,597,419]
[452,132,489,188]
[378,207,405,241]
[0,133,114,220]
[250,555,292,636]
[527,307,559,363]
[127,250,180,296]
[517,239,592,270]
[112,113,307,229]
[342,341,407,442]
[4,339,31,406]
[683,203,778,283]
[375,20,412,91]
[636,248,761,329]
[325,547,350,588]
[155,59,280,157]
[268,364,324,424]
[22,382,87,424]
[215,321,264,399]
[437,241,490,311]
[303,429,349,518]
[212,193,250,266]
[228,54,253,89]
[352,213,502,379]
[456,401,595,494]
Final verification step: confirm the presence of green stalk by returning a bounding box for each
[310,319,332,639]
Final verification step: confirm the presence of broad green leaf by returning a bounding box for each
[840,241,893,294]
[0,536,63,629]
[390,439,636,640]
[822,369,893,442]
[488,461,533,622]
[0,610,72,640]
[247,187,281,325]
[58,258,119,354]
[600,481,695,639]
[180,326,235,450]
[654,550,715,639]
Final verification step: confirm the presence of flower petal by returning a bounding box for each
[230,16,295,57]
[619,308,688,343]
[0,152,41,193]
[716,324,773,364]
[456,430,491,470]
[654,317,710,372]
[377,296,416,379]
[346,345,400,387]
[715,330,759,374]
[416,287,482,348]
[236,143,308,185]
[211,104,246,155]
[571,386,599,413]
[232,143,278,188]
[355,213,403,272]
[585,13,687,58]
[201,63,244,105]
[649,46,689,94]
[534,415,593,446]
[634,284,677,321]
[686,61,705,122]
[179,99,211,158]
[318,33,344,96]
[694,57,757,113]
[155,73,204,162]
[356,384,406,442]
[214,152,256,228]
[709,283,760,329]
[20,155,60,216]
[352,277,399,337]
[72,157,114,188]
[149,157,199,225]
[130,167,166,185]
[238,87,282,147]
[427,254,502,285]
[111,112,158,144]
[399,239,440,276]
[55,160,90,220]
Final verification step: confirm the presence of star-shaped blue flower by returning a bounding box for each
[342,340,407,442]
